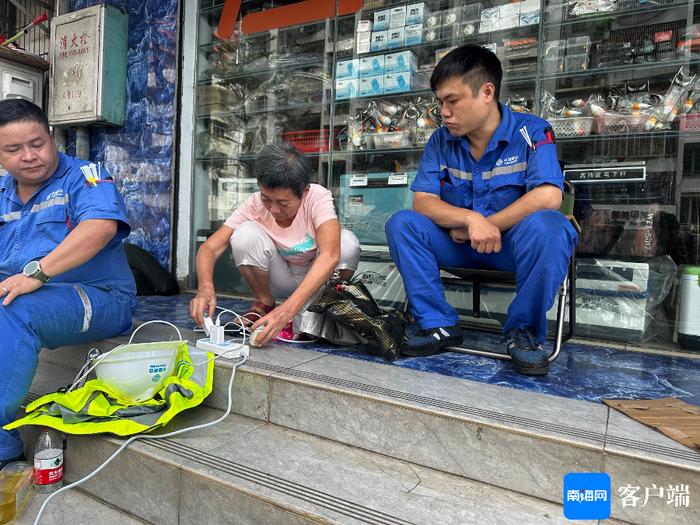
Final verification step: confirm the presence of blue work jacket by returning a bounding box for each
[0,153,136,299]
[411,104,563,217]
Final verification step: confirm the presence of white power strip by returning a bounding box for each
[196,337,249,358]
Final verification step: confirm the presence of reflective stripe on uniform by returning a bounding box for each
[1,194,70,222]
[439,164,472,181]
[74,285,92,333]
[482,161,528,180]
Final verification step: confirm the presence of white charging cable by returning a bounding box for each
[32,322,249,525]
[216,306,318,345]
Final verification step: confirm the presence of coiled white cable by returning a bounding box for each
[32,317,248,525]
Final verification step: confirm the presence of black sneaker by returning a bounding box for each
[0,453,25,470]
[506,328,549,375]
[402,325,464,357]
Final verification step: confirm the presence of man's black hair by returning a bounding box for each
[0,99,50,132]
[253,142,311,198]
[430,44,502,100]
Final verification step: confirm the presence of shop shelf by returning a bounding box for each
[196,100,330,119]
[541,58,700,83]
[197,57,324,84]
[543,0,691,30]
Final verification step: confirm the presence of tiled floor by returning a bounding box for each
[136,293,700,406]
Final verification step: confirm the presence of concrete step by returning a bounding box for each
[33,326,700,525]
[14,487,149,525]
[52,407,591,525]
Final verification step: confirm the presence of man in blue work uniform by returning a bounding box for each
[0,99,137,467]
[385,45,577,375]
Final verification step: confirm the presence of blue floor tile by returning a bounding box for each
[136,294,700,406]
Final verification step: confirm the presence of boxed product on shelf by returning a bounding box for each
[197,85,242,114]
[384,72,414,94]
[575,204,672,259]
[566,35,591,55]
[547,1,568,22]
[442,7,461,26]
[519,8,540,27]
[594,42,633,68]
[357,20,373,33]
[479,6,500,33]
[424,11,440,29]
[389,6,407,28]
[497,2,520,31]
[413,66,432,90]
[335,78,358,100]
[359,75,384,97]
[543,56,564,73]
[565,53,590,71]
[386,27,405,49]
[338,171,417,246]
[371,30,388,52]
[453,20,479,38]
[505,61,537,75]
[212,176,257,221]
[385,51,417,73]
[679,113,700,131]
[503,38,538,60]
[543,40,566,60]
[359,55,385,77]
[357,31,371,54]
[404,24,423,46]
[406,2,431,25]
[424,26,440,42]
[653,30,675,61]
[461,3,483,21]
[374,9,390,31]
[336,59,359,79]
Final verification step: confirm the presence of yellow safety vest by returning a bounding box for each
[5,344,214,436]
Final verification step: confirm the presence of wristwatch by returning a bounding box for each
[23,260,50,284]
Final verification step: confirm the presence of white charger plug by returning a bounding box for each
[210,324,225,344]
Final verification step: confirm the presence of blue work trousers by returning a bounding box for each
[385,209,578,342]
[0,283,134,459]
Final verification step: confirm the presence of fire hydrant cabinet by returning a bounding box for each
[48,4,128,127]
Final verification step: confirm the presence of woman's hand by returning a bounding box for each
[189,288,217,328]
[250,305,294,347]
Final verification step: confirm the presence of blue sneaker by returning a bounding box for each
[402,325,464,357]
[506,328,549,375]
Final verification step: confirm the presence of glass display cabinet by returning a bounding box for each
[190,0,700,349]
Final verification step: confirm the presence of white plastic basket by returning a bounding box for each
[371,131,410,149]
[414,127,437,146]
[548,116,595,137]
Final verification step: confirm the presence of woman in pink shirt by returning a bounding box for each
[189,143,361,346]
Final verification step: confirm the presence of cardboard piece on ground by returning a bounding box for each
[603,397,700,451]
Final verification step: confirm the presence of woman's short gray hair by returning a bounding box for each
[253,142,311,198]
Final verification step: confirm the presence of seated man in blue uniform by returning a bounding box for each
[385,45,578,375]
[0,99,137,467]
